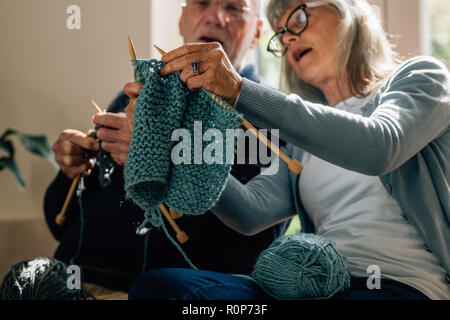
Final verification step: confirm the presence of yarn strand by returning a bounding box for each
[157,207,197,270]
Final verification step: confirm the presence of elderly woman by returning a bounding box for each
[126,0,449,300]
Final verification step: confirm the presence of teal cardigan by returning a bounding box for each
[213,56,450,278]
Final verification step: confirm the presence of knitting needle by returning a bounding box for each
[213,94,304,175]
[159,205,189,244]
[91,100,106,114]
[169,208,183,219]
[154,45,304,175]
[55,175,81,225]
[153,45,166,56]
[128,36,188,243]
[128,36,140,78]
[55,100,104,225]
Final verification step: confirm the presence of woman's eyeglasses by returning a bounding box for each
[267,1,327,58]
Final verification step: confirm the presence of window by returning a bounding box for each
[430,0,450,67]
[258,0,282,89]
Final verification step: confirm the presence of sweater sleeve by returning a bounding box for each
[107,90,130,113]
[235,56,450,176]
[211,149,296,236]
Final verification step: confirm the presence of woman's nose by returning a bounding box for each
[282,32,301,48]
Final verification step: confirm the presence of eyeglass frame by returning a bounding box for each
[183,0,252,19]
[267,1,328,57]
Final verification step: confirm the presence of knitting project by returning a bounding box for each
[124,59,243,236]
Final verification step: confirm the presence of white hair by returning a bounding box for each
[266,0,400,103]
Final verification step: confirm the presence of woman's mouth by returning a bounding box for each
[293,48,313,62]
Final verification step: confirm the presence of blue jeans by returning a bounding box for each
[128,268,429,300]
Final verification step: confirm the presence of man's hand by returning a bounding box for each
[92,112,132,166]
[123,82,144,132]
[53,129,99,179]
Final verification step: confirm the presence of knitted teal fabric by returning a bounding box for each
[124,59,243,236]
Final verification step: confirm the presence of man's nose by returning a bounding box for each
[204,3,230,27]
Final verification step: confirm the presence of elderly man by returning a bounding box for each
[44,0,289,295]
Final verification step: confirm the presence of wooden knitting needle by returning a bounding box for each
[154,45,303,175]
[153,45,166,56]
[128,36,188,243]
[159,205,189,244]
[55,175,81,225]
[213,94,303,175]
[55,100,104,225]
[158,204,188,243]
[169,208,183,220]
[91,99,106,113]
[128,35,137,60]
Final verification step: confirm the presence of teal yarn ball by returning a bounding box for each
[251,233,351,300]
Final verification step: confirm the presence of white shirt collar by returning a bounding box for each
[334,91,377,115]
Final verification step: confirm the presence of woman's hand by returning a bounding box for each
[123,82,143,132]
[159,42,243,105]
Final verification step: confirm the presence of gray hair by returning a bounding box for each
[266,0,400,103]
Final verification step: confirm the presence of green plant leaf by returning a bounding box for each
[0,128,17,141]
[1,128,58,188]
[18,133,59,171]
[18,133,53,158]
[0,138,14,157]
[0,156,25,188]
[1,129,17,157]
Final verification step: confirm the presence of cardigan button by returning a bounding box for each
[424,243,432,253]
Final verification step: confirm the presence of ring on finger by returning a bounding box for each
[191,61,200,74]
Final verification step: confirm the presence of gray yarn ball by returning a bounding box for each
[0,257,85,300]
[252,233,351,300]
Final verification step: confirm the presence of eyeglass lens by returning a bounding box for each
[269,7,308,56]
[286,8,308,34]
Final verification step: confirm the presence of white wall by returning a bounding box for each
[0,0,152,219]
[150,0,184,57]
[370,0,430,58]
